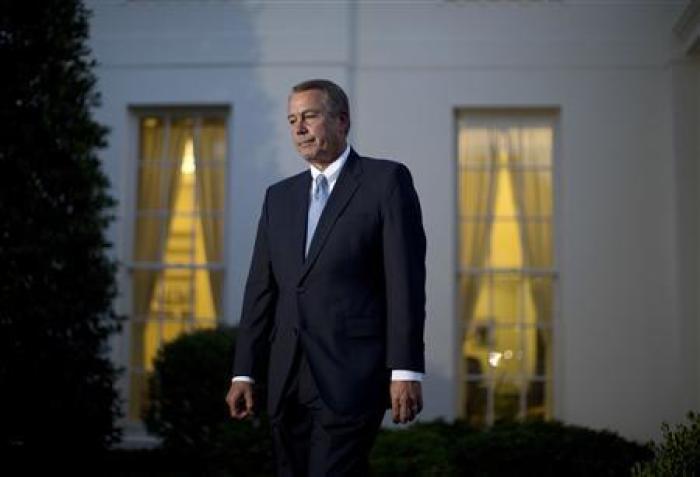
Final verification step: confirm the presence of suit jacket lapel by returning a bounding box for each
[299,149,362,284]
[291,170,311,275]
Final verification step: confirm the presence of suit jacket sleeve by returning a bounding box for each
[382,164,427,372]
[232,188,278,380]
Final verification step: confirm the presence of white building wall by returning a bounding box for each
[87,0,696,441]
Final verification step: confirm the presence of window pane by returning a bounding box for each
[510,169,552,217]
[200,217,224,263]
[459,169,496,219]
[524,276,554,324]
[508,126,553,167]
[166,215,195,263]
[522,219,553,268]
[494,379,522,422]
[458,127,492,167]
[192,318,217,331]
[200,118,227,163]
[458,275,484,322]
[490,274,522,324]
[530,327,552,379]
[159,267,194,318]
[464,377,488,428]
[137,163,166,210]
[173,169,196,214]
[463,321,491,379]
[132,269,159,316]
[139,117,164,162]
[133,217,168,262]
[525,380,548,421]
[459,219,491,269]
[195,166,225,212]
[169,119,194,165]
[491,325,523,378]
[194,270,221,320]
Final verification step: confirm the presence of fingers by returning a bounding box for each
[390,381,423,424]
[400,398,411,423]
[391,390,400,422]
[244,386,254,416]
[226,382,254,420]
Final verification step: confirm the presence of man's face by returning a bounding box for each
[287,90,348,167]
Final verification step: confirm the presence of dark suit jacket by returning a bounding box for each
[233,149,426,418]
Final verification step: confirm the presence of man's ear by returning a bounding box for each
[338,112,350,135]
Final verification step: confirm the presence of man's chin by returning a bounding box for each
[296,148,318,162]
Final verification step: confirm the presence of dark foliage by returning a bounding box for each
[372,418,651,476]
[143,326,274,476]
[371,419,474,475]
[0,0,122,450]
[453,420,653,477]
[632,411,700,477]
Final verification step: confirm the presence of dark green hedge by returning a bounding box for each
[138,326,653,476]
[371,419,651,477]
[143,325,274,476]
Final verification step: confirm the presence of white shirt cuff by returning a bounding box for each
[234,372,422,383]
[391,370,423,381]
[232,376,255,384]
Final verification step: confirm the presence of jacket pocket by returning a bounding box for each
[344,316,383,338]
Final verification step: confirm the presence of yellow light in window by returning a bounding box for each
[488,351,502,368]
[181,139,196,175]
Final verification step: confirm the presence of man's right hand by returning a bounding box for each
[225,381,254,419]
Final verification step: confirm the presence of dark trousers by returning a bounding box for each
[270,348,385,477]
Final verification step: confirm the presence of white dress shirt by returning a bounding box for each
[233,144,423,384]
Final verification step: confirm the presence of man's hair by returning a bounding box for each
[291,79,350,134]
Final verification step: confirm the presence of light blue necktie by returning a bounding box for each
[305,174,329,257]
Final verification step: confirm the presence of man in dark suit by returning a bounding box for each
[225,79,426,476]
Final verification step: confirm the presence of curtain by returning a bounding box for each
[132,118,188,369]
[194,118,226,318]
[506,123,553,413]
[458,125,501,417]
[459,126,500,326]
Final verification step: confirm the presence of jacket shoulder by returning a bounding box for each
[266,169,308,197]
[357,155,413,180]
[357,155,415,190]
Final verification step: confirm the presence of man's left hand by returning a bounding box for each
[390,381,423,424]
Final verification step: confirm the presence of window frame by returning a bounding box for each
[453,107,563,426]
[121,105,231,423]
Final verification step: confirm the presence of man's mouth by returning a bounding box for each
[299,138,315,147]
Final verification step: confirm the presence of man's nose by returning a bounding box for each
[295,120,307,135]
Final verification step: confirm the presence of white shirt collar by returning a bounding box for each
[309,144,351,192]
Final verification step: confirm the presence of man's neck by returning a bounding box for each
[309,142,348,172]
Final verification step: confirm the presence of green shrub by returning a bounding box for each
[632,411,700,477]
[371,419,651,476]
[143,326,274,475]
[0,0,123,450]
[371,419,473,475]
[453,420,652,477]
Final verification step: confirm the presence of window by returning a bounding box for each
[128,111,227,420]
[457,110,557,427]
